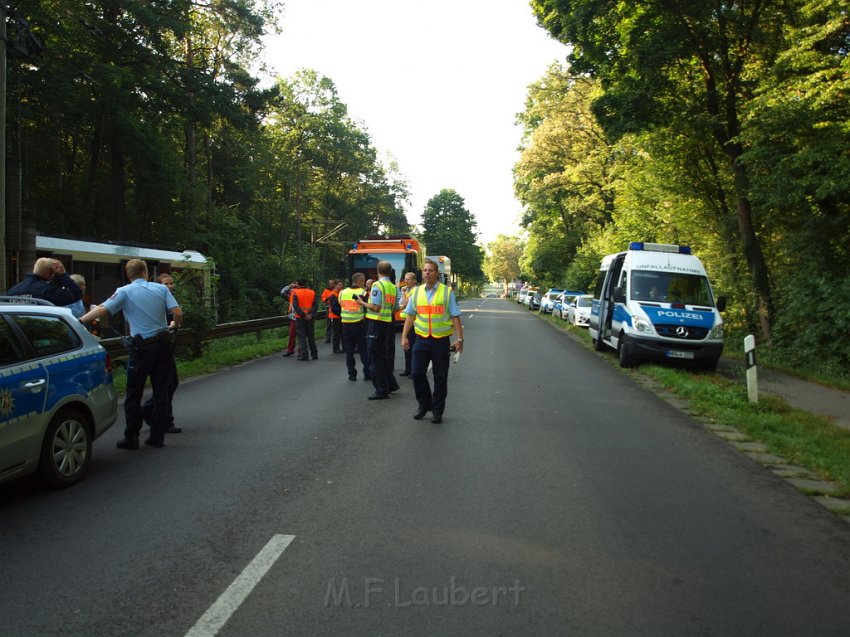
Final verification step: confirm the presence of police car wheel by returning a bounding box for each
[37,408,93,488]
[617,335,636,368]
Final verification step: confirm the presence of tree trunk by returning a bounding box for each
[110,134,127,240]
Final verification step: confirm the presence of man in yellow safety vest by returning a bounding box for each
[339,273,371,381]
[358,260,399,400]
[401,258,463,423]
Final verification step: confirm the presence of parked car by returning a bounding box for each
[552,293,573,320]
[520,289,537,306]
[553,291,585,320]
[568,294,594,326]
[539,289,565,314]
[0,297,118,487]
[529,291,543,311]
[517,289,529,304]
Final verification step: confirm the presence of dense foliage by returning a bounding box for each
[515,0,850,375]
[11,1,411,321]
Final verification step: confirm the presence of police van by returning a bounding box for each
[589,242,726,370]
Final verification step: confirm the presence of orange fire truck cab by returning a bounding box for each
[345,235,425,323]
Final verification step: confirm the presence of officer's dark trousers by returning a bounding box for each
[342,321,369,378]
[125,338,173,443]
[411,335,451,416]
[403,331,417,374]
[330,318,342,352]
[296,318,317,359]
[142,355,178,427]
[367,320,396,395]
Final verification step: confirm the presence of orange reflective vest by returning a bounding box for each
[327,290,341,319]
[290,288,316,318]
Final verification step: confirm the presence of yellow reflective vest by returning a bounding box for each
[366,279,397,323]
[340,287,366,323]
[412,283,453,338]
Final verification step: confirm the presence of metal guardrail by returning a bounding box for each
[100,312,327,357]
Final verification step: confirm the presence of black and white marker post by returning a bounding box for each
[744,334,758,403]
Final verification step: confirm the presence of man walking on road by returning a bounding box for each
[401,259,463,424]
[359,260,399,400]
[340,273,371,381]
[80,259,182,448]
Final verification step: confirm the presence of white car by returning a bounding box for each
[568,294,594,327]
[0,297,118,487]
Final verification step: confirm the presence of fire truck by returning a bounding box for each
[344,235,425,324]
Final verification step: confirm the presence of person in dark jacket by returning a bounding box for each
[6,258,82,306]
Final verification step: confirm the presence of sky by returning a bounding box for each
[262,0,568,246]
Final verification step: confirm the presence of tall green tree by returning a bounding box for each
[531,0,798,339]
[421,190,484,282]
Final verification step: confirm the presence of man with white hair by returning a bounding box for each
[6,257,83,306]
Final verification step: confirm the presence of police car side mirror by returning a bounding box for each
[613,287,626,303]
[716,296,727,312]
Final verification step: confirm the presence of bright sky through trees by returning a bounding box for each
[263,0,567,244]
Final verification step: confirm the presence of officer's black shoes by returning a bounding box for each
[117,437,139,450]
[311,355,319,360]
[348,375,357,381]
[399,371,410,377]
[388,383,401,393]
[144,437,165,448]
[431,413,443,424]
[297,356,309,361]
[282,352,294,357]
[165,426,182,434]
[367,393,389,400]
[412,408,430,420]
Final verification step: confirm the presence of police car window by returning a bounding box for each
[0,321,25,366]
[11,315,82,358]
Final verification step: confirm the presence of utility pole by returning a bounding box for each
[1,5,8,289]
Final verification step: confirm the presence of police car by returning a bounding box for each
[0,297,118,487]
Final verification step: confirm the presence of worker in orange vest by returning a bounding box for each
[291,278,318,360]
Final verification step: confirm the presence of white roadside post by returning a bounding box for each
[744,335,758,403]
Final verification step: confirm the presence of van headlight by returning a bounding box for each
[633,316,653,334]
[709,323,724,339]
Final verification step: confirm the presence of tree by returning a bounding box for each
[421,189,484,283]
[531,0,797,340]
[484,235,524,291]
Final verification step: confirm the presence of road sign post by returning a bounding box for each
[744,334,758,403]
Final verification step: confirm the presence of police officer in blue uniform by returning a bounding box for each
[80,259,182,449]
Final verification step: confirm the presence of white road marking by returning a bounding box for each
[184,534,295,637]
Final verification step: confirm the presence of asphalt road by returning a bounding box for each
[2,298,850,636]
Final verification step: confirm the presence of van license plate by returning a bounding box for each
[666,350,694,360]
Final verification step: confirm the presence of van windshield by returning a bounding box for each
[630,271,714,306]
